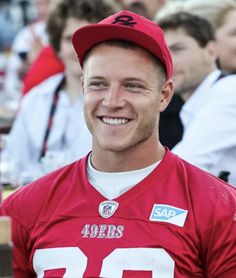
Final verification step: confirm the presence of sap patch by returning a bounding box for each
[149,204,188,227]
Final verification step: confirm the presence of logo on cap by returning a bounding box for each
[112,15,137,27]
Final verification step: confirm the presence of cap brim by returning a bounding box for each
[72,24,165,68]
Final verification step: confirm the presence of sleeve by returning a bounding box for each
[172,87,236,175]
[4,100,32,175]
[199,190,236,277]
[0,202,33,277]
[4,93,43,178]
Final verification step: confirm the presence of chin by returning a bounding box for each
[100,143,128,152]
[95,137,131,152]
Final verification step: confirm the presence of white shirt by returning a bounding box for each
[172,70,236,186]
[4,73,92,179]
[87,153,160,200]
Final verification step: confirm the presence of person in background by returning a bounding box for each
[3,0,54,100]
[157,12,236,185]
[155,0,186,149]
[3,0,119,184]
[183,0,236,74]
[157,0,236,73]
[214,1,236,73]
[0,10,235,276]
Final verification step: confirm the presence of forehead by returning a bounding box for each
[84,43,155,71]
[83,43,158,79]
[165,28,198,46]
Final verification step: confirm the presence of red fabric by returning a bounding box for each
[72,10,173,78]
[1,150,236,276]
[22,46,64,94]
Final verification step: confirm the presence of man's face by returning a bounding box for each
[216,9,236,73]
[165,28,215,100]
[82,44,172,153]
[120,0,165,19]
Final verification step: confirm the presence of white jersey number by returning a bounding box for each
[33,247,174,277]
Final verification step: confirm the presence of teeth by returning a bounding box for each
[102,117,128,125]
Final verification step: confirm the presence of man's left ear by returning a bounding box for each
[159,79,174,112]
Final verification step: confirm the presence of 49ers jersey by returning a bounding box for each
[1,150,236,277]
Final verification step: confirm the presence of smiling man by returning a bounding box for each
[0,10,236,277]
[82,42,170,163]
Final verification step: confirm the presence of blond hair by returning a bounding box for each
[155,0,236,30]
[184,0,236,29]
[155,0,186,23]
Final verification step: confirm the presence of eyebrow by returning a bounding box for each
[87,76,106,80]
[87,76,147,83]
[123,77,146,82]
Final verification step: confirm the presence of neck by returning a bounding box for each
[180,66,218,102]
[91,135,165,172]
[181,91,193,102]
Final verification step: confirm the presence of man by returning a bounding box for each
[158,12,236,185]
[0,10,236,277]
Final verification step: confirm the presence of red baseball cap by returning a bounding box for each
[72,10,173,79]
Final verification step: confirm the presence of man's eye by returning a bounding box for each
[87,81,108,89]
[125,83,144,91]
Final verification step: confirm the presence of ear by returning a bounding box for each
[159,79,174,112]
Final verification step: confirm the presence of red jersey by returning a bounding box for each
[0,150,236,277]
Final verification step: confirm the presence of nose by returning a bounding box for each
[102,85,125,109]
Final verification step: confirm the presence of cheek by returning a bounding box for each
[173,52,192,69]
[60,44,75,59]
[83,95,93,110]
[217,38,236,57]
[83,94,99,113]
[83,97,94,126]
[140,97,159,115]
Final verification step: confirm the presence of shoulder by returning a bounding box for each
[210,74,236,98]
[173,151,235,191]
[0,156,87,229]
[27,73,64,96]
[172,152,236,213]
[22,73,64,104]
